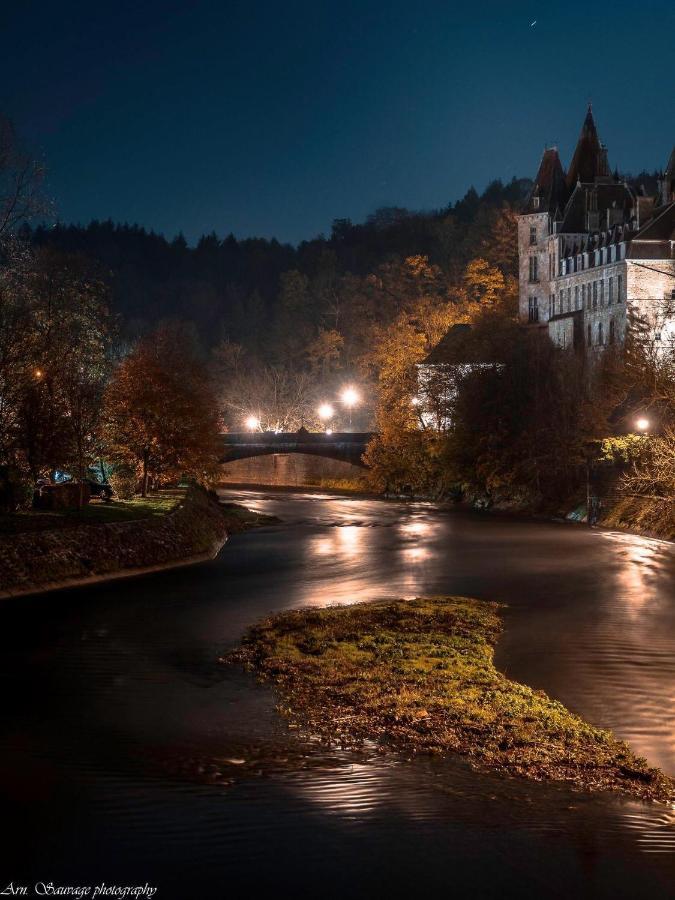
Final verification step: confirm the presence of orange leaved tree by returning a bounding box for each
[103,323,221,496]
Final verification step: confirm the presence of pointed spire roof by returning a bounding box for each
[660,145,675,206]
[527,147,567,213]
[566,106,610,189]
[665,146,675,177]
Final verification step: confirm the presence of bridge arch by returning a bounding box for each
[220,432,374,467]
[219,452,367,487]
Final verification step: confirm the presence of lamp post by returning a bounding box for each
[317,403,335,432]
[340,386,360,431]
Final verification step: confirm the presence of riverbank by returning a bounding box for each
[228,596,675,803]
[436,490,675,544]
[0,486,261,599]
[598,495,675,542]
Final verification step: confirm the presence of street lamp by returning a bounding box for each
[318,403,335,423]
[340,386,360,430]
[636,417,650,434]
[244,415,261,432]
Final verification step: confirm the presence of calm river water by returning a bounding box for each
[2,489,675,899]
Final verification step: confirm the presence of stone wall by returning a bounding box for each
[0,486,227,598]
[219,453,365,487]
[518,211,553,323]
[627,259,675,351]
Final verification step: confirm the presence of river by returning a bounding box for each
[1,489,675,899]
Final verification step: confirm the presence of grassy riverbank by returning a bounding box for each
[229,596,675,802]
[0,486,228,597]
[600,496,675,542]
[0,492,182,534]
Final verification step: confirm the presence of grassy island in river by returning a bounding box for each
[228,596,675,803]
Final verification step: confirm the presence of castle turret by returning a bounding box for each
[518,148,567,324]
[526,147,567,214]
[566,106,611,189]
[659,147,675,206]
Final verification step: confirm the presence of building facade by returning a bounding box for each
[518,109,675,355]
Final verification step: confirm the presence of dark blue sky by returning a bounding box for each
[2,1,673,244]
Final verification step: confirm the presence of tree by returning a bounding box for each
[305,328,343,376]
[103,323,221,494]
[0,117,50,236]
[620,429,675,497]
[461,258,507,307]
[217,361,320,433]
[362,314,441,493]
[444,318,606,504]
[274,270,314,364]
[0,241,33,463]
[2,246,112,487]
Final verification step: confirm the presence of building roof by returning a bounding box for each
[566,106,611,190]
[558,181,635,233]
[627,202,675,259]
[526,147,567,214]
[665,146,675,178]
[661,146,675,205]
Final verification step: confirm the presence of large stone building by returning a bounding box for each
[518,108,675,354]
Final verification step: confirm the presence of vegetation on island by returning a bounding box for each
[228,597,675,802]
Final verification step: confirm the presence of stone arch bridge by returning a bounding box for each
[220,431,374,467]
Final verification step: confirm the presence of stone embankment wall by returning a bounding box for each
[220,452,364,487]
[0,487,228,598]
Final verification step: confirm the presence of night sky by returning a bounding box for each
[2,0,674,244]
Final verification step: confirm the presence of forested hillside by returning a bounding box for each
[25,177,530,349]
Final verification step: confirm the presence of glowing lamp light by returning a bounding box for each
[636,418,650,433]
[244,415,260,431]
[326,428,333,435]
[34,368,43,379]
[340,386,360,407]
[318,403,335,421]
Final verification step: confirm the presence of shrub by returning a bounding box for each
[0,465,33,513]
[109,466,138,500]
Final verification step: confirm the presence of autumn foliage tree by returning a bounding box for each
[362,255,517,493]
[0,245,112,489]
[103,323,221,495]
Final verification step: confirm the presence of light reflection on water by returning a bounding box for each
[2,488,675,897]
